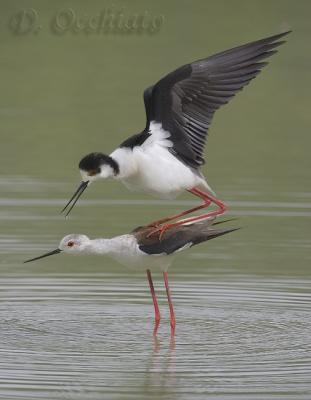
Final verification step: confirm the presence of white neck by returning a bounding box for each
[84,237,122,255]
[109,148,137,179]
[81,234,150,270]
[75,234,172,271]
[99,164,116,179]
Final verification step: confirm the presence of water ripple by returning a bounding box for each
[0,274,310,399]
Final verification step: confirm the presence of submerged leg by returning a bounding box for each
[146,269,160,336]
[163,271,176,335]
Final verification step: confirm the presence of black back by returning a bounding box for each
[132,219,239,255]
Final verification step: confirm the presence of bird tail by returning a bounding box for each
[191,225,240,247]
[137,217,239,255]
[184,217,240,247]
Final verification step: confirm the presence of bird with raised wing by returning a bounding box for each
[24,218,238,335]
[62,32,290,236]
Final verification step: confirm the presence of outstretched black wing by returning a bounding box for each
[143,31,290,168]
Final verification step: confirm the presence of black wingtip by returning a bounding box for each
[280,30,292,37]
[261,30,292,45]
[272,30,292,39]
[190,225,241,247]
[211,226,241,238]
[212,218,239,226]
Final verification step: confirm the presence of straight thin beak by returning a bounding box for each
[24,248,62,263]
[61,181,89,217]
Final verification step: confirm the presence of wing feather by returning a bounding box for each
[143,31,290,167]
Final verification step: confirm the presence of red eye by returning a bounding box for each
[67,241,74,247]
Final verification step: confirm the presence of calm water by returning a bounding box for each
[0,177,310,400]
[1,0,311,399]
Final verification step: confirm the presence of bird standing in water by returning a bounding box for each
[62,32,289,237]
[24,218,238,335]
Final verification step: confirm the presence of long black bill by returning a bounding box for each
[61,181,89,217]
[24,248,61,263]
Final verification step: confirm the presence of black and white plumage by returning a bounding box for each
[132,219,237,258]
[24,218,238,334]
[24,218,237,270]
[62,31,290,218]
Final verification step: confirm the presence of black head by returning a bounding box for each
[79,152,119,176]
[61,152,119,217]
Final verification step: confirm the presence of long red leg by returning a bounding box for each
[148,197,211,227]
[163,271,176,335]
[146,269,161,336]
[148,188,227,239]
[158,189,227,238]
[189,188,227,218]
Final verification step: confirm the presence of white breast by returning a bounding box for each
[110,122,207,199]
[106,235,171,271]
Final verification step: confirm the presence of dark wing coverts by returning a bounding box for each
[143,32,290,168]
[134,219,239,255]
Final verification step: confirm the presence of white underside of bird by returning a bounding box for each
[109,122,212,199]
[87,235,172,271]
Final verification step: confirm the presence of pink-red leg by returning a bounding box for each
[148,197,211,227]
[148,188,227,239]
[163,271,176,335]
[186,187,227,220]
[147,269,161,336]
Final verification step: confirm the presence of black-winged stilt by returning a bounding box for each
[24,218,238,335]
[62,32,290,236]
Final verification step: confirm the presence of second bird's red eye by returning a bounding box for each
[67,241,74,247]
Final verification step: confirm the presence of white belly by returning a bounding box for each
[111,145,206,199]
[106,235,172,271]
